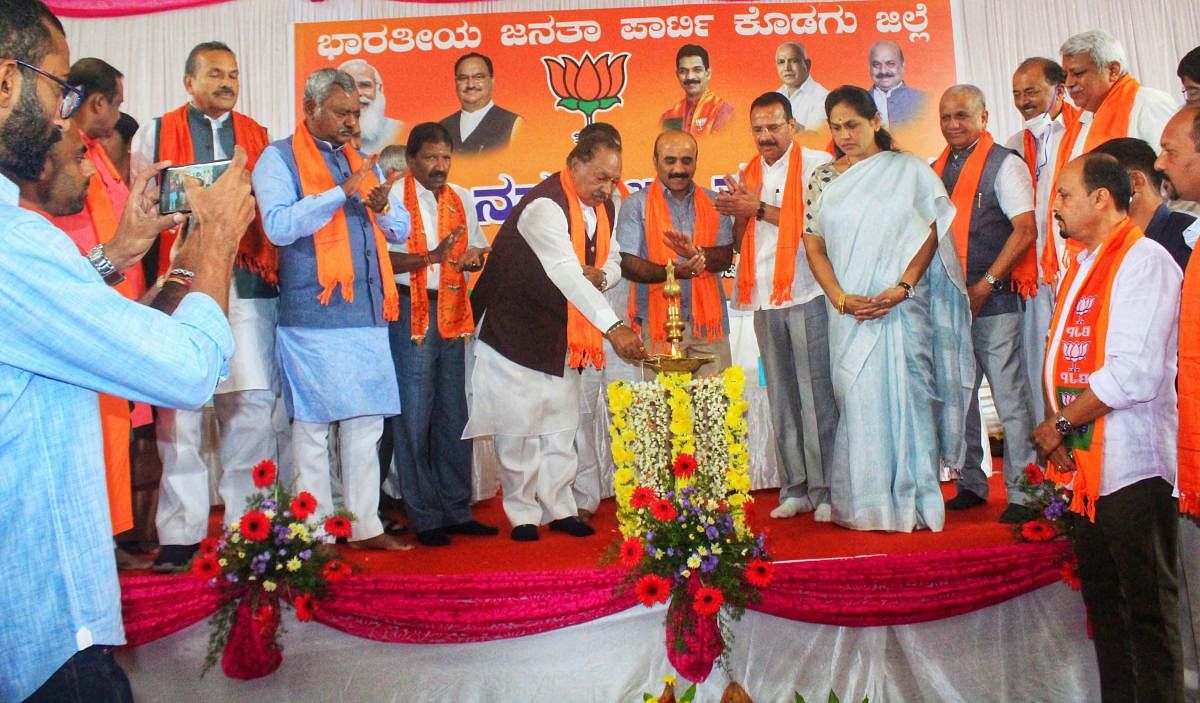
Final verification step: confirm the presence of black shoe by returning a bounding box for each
[444,519,500,536]
[416,528,451,547]
[548,516,595,537]
[945,490,987,510]
[511,524,539,542]
[998,503,1041,524]
[152,543,199,573]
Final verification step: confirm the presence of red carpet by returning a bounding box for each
[331,472,1019,577]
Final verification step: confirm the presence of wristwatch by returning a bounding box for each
[86,244,125,286]
[1054,411,1074,436]
[755,201,766,221]
[983,272,1005,292]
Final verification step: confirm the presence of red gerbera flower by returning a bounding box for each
[1060,559,1082,591]
[692,586,725,616]
[251,459,277,489]
[649,500,678,522]
[1024,463,1045,486]
[618,537,644,567]
[293,592,318,621]
[672,453,698,479]
[290,491,318,521]
[1020,519,1058,543]
[630,486,657,509]
[744,559,775,588]
[322,559,352,583]
[239,510,271,541]
[197,537,220,557]
[635,574,671,607]
[324,515,353,539]
[190,555,220,581]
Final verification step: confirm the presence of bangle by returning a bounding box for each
[897,281,913,299]
[605,320,624,336]
[86,244,125,286]
[836,293,846,315]
[755,201,766,221]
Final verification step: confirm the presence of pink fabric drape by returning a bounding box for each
[119,542,1074,648]
[47,0,234,18]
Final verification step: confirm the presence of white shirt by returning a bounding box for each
[131,106,232,176]
[777,76,829,132]
[388,179,486,288]
[1007,112,1070,275]
[1183,218,1199,250]
[736,144,831,311]
[458,101,494,143]
[989,151,1036,219]
[1067,84,1179,160]
[1044,237,1181,495]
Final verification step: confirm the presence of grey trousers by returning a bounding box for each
[1021,282,1054,422]
[752,298,837,506]
[1180,515,1200,700]
[958,311,1038,504]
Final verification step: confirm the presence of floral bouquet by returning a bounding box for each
[1013,462,1073,543]
[607,366,772,682]
[191,459,355,679]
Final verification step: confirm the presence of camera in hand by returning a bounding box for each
[159,159,232,215]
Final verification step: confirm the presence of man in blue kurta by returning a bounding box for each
[253,68,412,550]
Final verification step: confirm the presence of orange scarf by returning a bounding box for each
[735,144,804,306]
[292,120,400,320]
[1045,79,1137,282]
[559,168,610,370]
[403,174,473,342]
[639,180,723,347]
[1044,217,1141,521]
[662,90,726,137]
[157,104,276,283]
[1022,103,1083,285]
[932,132,1038,298]
[23,204,133,535]
[1179,251,1200,517]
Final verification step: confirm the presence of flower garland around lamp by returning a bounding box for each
[190,459,356,679]
[607,363,771,684]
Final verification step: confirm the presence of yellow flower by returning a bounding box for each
[288,523,310,541]
[614,467,634,485]
[230,534,242,544]
[286,557,302,572]
[237,551,246,559]
[218,558,228,567]
[687,554,701,568]
[263,580,277,592]
[728,493,747,507]
[663,675,676,686]
[229,522,240,532]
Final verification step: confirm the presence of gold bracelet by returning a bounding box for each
[836,293,846,315]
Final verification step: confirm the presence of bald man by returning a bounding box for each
[868,40,926,127]
[774,42,828,132]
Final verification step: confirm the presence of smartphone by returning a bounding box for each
[159,159,232,215]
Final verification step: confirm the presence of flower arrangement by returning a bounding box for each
[191,459,355,678]
[1013,463,1073,543]
[607,366,772,681]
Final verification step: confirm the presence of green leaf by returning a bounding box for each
[680,683,697,702]
[642,695,654,702]
[577,99,601,115]
[829,692,841,703]
[598,96,622,110]
[795,694,807,703]
[556,98,579,110]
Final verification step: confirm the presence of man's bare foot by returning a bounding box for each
[346,533,413,551]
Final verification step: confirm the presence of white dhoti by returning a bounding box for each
[463,340,582,526]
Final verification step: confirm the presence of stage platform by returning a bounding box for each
[115,474,1101,701]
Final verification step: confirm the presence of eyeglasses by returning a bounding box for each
[1183,87,1200,102]
[8,59,85,119]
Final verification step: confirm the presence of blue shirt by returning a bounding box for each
[0,174,233,701]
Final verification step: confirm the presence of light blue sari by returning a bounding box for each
[811,150,973,532]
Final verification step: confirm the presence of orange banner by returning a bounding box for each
[295,1,955,230]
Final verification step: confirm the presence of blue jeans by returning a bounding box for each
[26,646,132,703]
[387,297,474,532]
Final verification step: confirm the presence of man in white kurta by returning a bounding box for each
[463,132,645,541]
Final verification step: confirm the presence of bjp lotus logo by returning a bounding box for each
[543,51,629,126]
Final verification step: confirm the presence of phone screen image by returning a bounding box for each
[159,159,232,215]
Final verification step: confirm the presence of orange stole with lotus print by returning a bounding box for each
[402,174,473,343]
[661,91,727,137]
[1179,253,1200,517]
[1043,217,1141,522]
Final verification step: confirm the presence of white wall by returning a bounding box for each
[62,0,1198,147]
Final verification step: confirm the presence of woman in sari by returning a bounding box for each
[804,86,973,532]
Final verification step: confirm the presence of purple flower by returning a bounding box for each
[705,525,719,539]
[666,548,676,557]
[1044,498,1066,521]
[299,549,312,560]
[645,531,655,541]
[224,572,239,583]
[262,499,277,511]
[700,555,719,573]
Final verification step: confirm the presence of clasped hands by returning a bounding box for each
[426,226,489,272]
[662,229,706,278]
[713,172,760,219]
[839,286,908,322]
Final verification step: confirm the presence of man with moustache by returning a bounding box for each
[339,58,405,155]
[774,42,828,133]
[616,129,734,372]
[439,52,521,155]
[868,40,926,127]
[933,85,1039,522]
[1032,152,1183,702]
[384,122,496,547]
[253,68,412,550]
[661,44,735,137]
[463,129,646,541]
[0,2,253,697]
[1156,105,1200,702]
[714,92,836,521]
[1005,57,1077,422]
[134,40,286,571]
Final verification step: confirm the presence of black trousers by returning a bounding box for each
[1070,476,1183,702]
[25,645,132,703]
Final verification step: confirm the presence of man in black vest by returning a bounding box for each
[462,130,645,541]
[438,52,521,155]
[937,85,1040,523]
